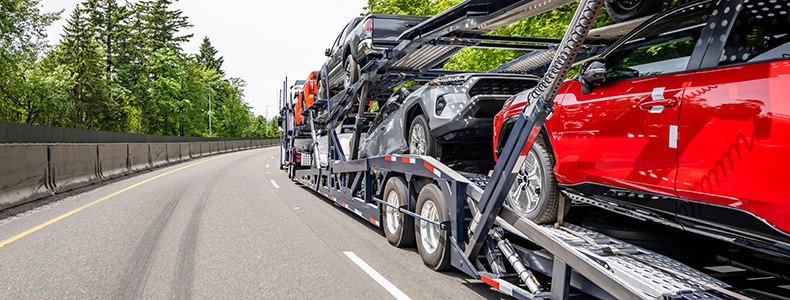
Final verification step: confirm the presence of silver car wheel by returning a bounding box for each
[409,122,427,155]
[385,189,400,235]
[419,200,440,255]
[508,150,543,214]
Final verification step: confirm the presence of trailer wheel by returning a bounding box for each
[409,115,435,156]
[506,138,568,224]
[343,55,359,90]
[415,183,451,271]
[382,177,415,247]
[288,164,296,179]
[605,0,661,23]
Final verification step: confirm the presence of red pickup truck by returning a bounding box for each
[494,0,790,256]
[294,71,319,125]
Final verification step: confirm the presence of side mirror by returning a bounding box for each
[324,48,331,57]
[579,59,606,94]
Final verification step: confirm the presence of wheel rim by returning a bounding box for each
[385,190,400,235]
[409,122,427,155]
[508,150,543,215]
[419,200,440,255]
[615,0,640,11]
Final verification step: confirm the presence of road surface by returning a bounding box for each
[0,147,506,299]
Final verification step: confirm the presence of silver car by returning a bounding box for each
[359,73,540,172]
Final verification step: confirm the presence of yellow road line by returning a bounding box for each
[0,150,251,249]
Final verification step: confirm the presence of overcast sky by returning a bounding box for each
[39,0,369,118]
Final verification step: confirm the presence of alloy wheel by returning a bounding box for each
[419,200,440,255]
[409,123,427,155]
[508,151,543,214]
[385,190,400,235]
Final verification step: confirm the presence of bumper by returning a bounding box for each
[430,97,505,173]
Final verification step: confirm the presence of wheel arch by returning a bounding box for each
[403,101,427,139]
[539,127,557,166]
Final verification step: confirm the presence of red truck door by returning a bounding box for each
[675,0,790,234]
[555,0,719,212]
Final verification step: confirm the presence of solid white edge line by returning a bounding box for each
[343,251,411,300]
[270,180,279,189]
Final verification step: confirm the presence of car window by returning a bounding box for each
[331,32,343,53]
[380,102,400,121]
[332,23,351,51]
[718,0,790,66]
[604,2,716,81]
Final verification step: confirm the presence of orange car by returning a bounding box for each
[293,89,304,125]
[302,71,319,110]
[294,71,320,125]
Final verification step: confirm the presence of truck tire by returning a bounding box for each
[344,55,359,90]
[382,176,415,247]
[415,183,451,271]
[505,137,569,224]
[408,115,435,157]
[605,0,661,23]
[318,73,329,100]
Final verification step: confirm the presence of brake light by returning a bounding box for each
[363,19,373,32]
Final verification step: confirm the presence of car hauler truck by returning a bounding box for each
[277,0,773,299]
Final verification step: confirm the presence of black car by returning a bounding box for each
[318,14,428,99]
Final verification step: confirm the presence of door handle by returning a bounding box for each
[639,98,678,110]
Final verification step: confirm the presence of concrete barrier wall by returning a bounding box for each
[0,145,53,210]
[165,143,179,163]
[99,144,128,180]
[50,144,100,193]
[150,143,168,167]
[178,143,189,161]
[200,142,210,156]
[128,143,150,172]
[0,138,275,210]
[189,142,200,158]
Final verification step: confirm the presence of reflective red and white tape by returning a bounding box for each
[480,274,532,299]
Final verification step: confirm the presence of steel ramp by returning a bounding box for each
[495,207,753,300]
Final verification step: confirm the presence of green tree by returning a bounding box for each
[136,0,193,53]
[84,0,131,78]
[0,0,61,123]
[58,6,125,131]
[364,0,613,73]
[444,4,614,71]
[364,0,462,16]
[196,36,224,75]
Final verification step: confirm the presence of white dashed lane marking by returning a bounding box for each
[343,251,411,300]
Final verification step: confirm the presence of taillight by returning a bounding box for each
[363,19,373,32]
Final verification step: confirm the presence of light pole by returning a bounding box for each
[208,82,212,137]
[265,105,275,120]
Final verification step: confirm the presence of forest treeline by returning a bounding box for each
[0,0,276,138]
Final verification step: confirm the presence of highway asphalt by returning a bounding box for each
[0,147,507,299]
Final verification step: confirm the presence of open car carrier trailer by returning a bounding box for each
[277,0,762,299]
